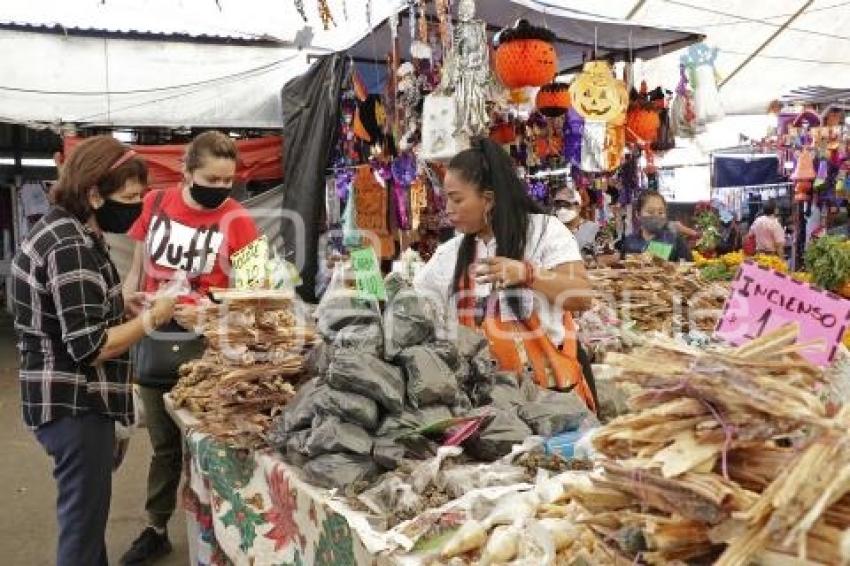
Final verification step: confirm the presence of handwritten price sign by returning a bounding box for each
[231,236,268,290]
[351,247,387,301]
[715,261,850,366]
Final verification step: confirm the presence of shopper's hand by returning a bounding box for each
[147,296,176,329]
[473,257,530,288]
[173,303,200,332]
[123,289,145,317]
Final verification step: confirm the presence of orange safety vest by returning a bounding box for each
[457,274,597,413]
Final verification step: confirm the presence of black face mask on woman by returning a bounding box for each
[95,199,143,233]
[190,183,231,209]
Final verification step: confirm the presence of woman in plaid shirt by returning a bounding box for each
[12,136,175,566]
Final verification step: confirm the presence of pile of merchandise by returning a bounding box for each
[171,295,317,449]
[267,288,594,490]
[402,326,850,564]
[586,327,850,564]
[693,250,788,282]
[588,255,728,335]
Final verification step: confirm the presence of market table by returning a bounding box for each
[165,395,406,566]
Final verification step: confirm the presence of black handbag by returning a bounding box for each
[135,320,206,389]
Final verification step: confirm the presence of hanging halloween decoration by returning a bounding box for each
[625,82,661,145]
[792,147,817,181]
[535,82,571,117]
[421,0,494,159]
[354,165,389,237]
[792,147,816,202]
[490,121,516,145]
[352,95,387,144]
[563,107,585,166]
[680,43,724,124]
[569,61,628,123]
[317,0,336,29]
[814,160,829,192]
[493,20,558,89]
[409,178,428,231]
[651,87,675,151]
[670,64,700,138]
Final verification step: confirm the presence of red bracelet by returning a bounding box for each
[523,260,536,287]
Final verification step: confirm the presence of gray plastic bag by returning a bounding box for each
[303,453,379,489]
[372,438,405,470]
[313,385,380,431]
[327,351,405,415]
[488,372,524,409]
[333,323,384,357]
[467,408,533,461]
[384,290,435,360]
[305,416,374,457]
[517,381,596,436]
[397,346,457,409]
[284,429,312,466]
[455,326,488,358]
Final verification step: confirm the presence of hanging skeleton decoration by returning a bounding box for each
[439,0,496,137]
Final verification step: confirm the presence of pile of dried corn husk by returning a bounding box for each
[588,254,729,335]
[171,295,317,449]
[564,325,850,565]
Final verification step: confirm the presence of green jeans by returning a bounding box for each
[138,386,183,529]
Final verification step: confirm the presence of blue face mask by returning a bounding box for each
[641,215,667,236]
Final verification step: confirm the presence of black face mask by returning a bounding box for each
[95,199,143,233]
[190,183,231,209]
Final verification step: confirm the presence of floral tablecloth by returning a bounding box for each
[168,401,381,566]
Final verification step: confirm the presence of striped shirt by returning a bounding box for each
[12,207,132,430]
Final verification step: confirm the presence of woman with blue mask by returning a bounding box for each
[620,191,692,262]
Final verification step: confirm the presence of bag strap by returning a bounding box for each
[152,189,166,217]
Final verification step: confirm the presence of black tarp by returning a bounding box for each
[712,155,783,189]
[280,54,348,303]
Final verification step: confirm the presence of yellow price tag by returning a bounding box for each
[231,236,269,290]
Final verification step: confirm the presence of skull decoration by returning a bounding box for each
[569,61,628,123]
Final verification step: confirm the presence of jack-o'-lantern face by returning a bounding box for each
[569,61,628,123]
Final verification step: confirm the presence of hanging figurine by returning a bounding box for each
[439,0,498,137]
[670,63,700,138]
[680,43,724,125]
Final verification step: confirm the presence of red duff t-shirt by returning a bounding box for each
[128,186,259,301]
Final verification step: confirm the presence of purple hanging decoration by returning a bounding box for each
[391,153,417,187]
[391,154,416,230]
[563,107,584,167]
[334,159,354,200]
[526,179,548,202]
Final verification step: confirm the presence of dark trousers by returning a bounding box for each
[138,386,183,529]
[36,412,115,566]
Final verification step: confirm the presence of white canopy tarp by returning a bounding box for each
[539,0,850,116]
[0,0,700,128]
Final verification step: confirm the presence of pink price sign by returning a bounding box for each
[715,261,850,366]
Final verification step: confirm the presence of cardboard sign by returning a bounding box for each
[231,236,268,290]
[715,261,850,366]
[351,247,387,301]
[647,241,673,261]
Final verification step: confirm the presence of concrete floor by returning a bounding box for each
[0,315,189,565]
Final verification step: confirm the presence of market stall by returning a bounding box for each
[278,0,706,301]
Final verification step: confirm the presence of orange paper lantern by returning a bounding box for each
[494,20,558,89]
[626,107,661,144]
[535,83,571,117]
